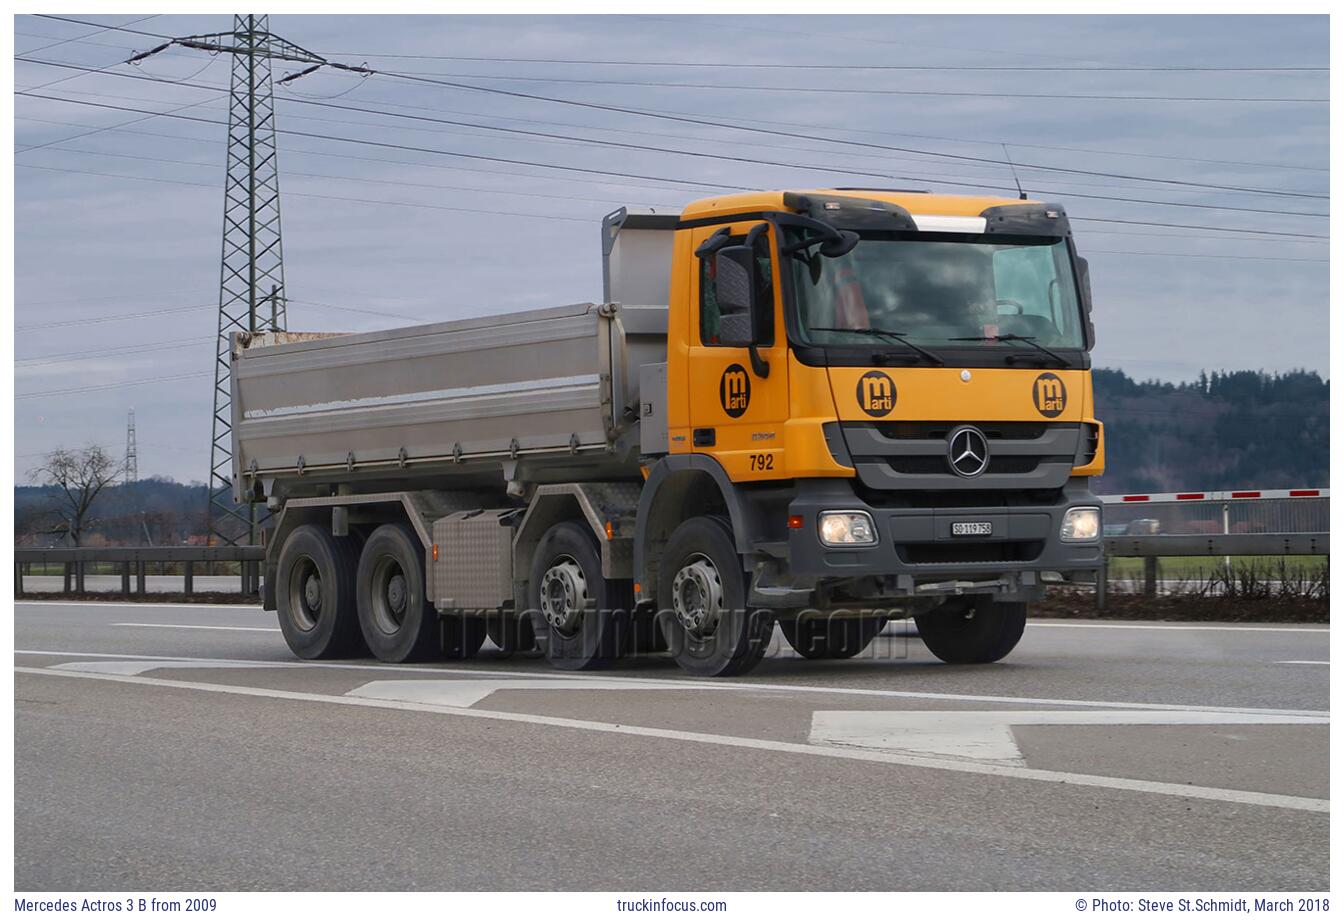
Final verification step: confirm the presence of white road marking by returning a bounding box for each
[13,649,1326,717]
[51,660,294,676]
[1278,660,1329,665]
[349,678,738,708]
[112,622,281,633]
[15,665,1327,814]
[810,709,1329,766]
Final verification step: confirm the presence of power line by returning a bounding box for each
[15,56,1329,200]
[23,14,1330,174]
[15,303,216,330]
[31,130,1329,222]
[15,96,1329,241]
[310,51,1329,74]
[16,370,211,400]
[13,62,1331,219]
[370,68,1328,104]
[368,68,1330,199]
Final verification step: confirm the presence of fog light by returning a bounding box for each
[1061,507,1101,542]
[818,511,878,547]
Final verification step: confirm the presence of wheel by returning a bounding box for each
[781,615,887,660]
[356,523,485,662]
[486,612,539,656]
[914,598,1027,664]
[657,516,774,678]
[529,521,630,670]
[275,524,365,659]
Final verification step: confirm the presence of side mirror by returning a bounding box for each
[715,245,762,348]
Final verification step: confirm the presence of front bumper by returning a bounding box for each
[781,477,1103,600]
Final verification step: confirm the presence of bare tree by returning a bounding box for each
[28,445,122,546]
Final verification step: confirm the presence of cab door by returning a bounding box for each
[684,220,790,482]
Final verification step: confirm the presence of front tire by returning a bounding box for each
[657,517,774,678]
[781,615,887,660]
[356,523,485,662]
[914,598,1026,664]
[529,521,630,670]
[276,524,365,659]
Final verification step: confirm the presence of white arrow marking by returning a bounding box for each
[810,709,1329,766]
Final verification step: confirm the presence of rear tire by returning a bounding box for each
[657,516,773,678]
[357,523,484,662]
[529,521,630,671]
[781,615,887,660]
[914,598,1026,664]
[275,524,365,659]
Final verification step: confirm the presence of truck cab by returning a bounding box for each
[624,189,1103,671]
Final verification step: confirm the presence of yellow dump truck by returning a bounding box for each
[231,188,1104,677]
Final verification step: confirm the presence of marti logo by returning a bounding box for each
[720,364,751,418]
[1033,372,1067,418]
[857,371,896,418]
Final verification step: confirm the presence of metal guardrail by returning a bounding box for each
[1097,532,1328,606]
[1104,533,1329,557]
[15,546,264,596]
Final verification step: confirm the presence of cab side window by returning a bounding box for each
[699,231,775,346]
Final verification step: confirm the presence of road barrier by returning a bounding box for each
[13,490,1329,604]
[1100,488,1328,537]
[14,546,264,596]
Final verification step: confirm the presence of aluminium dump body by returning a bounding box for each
[229,302,668,501]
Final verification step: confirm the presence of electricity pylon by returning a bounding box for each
[124,408,138,484]
[129,15,369,545]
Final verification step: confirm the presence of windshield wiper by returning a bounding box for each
[810,327,945,366]
[947,333,1070,368]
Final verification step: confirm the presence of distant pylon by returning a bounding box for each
[125,408,138,484]
[129,15,370,545]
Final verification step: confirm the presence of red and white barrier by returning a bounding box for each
[1099,488,1328,504]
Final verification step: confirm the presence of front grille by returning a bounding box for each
[886,455,1056,476]
[898,540,1045,565]
[873,421,1049,441]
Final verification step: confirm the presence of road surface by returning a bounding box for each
[15,600,1328,891]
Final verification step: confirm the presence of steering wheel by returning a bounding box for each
[995,298,1026,315]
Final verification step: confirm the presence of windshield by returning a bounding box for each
[788,231,1085,352]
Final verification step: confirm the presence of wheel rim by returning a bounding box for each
[671,553,724,639]
[287,555,322,632]
[539,555,588,637]
[368,554,410,635]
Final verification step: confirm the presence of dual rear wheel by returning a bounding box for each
[276,523,485,662]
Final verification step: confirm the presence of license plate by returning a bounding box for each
[951,522,992,537]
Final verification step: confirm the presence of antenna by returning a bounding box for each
[1002,143,1028,200]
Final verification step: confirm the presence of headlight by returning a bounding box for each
[1060,507,1101,542]
[818,511,878,547]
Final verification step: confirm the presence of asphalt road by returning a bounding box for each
[15,600,1329,891]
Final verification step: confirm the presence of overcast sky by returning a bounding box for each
[14,13,1329,483]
